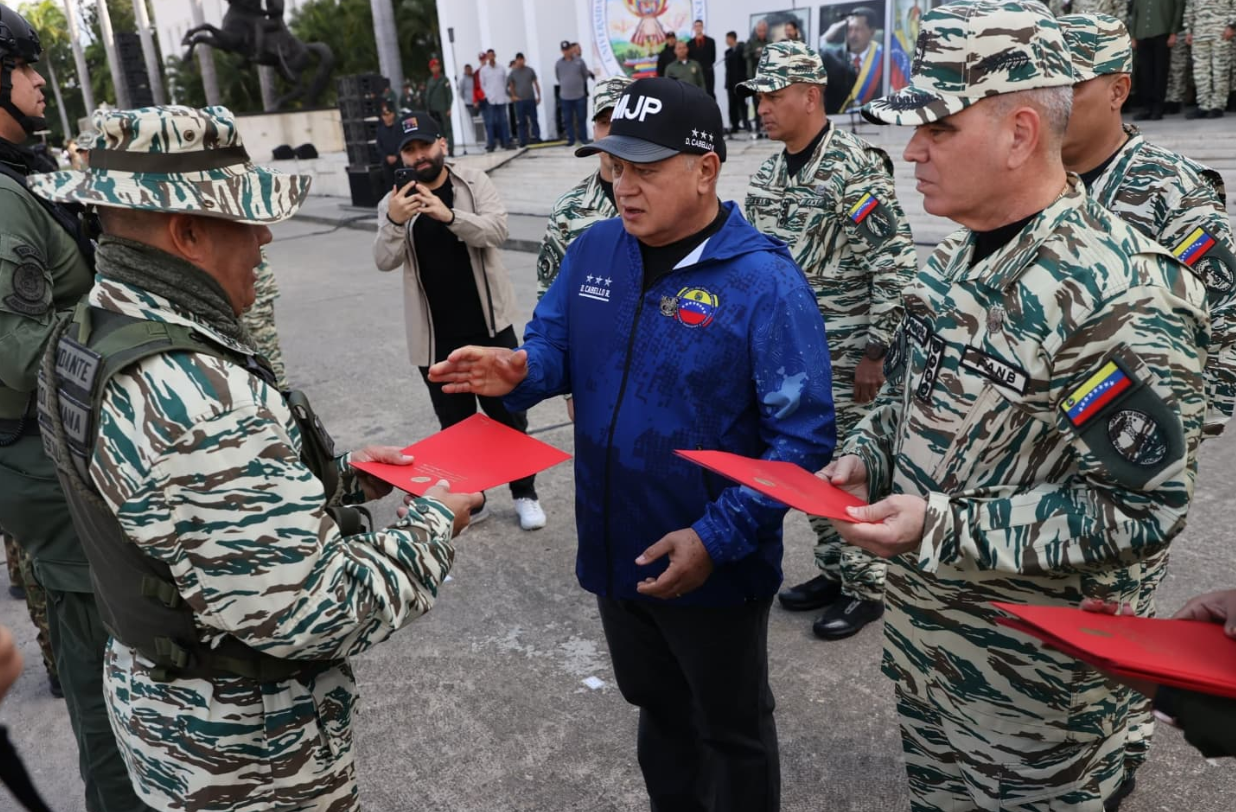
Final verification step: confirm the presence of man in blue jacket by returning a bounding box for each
[429,78,836,812]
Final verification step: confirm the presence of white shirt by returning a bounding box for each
[478,62,509,103]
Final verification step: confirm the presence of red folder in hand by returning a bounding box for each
[351,414,572,496]
[994,602,1236,699]
[675,449,867,522]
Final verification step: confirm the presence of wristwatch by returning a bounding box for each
[864,341,888,361]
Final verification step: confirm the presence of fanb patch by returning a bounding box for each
[848,192,894,241]
[1059,354,1184,489]
[4,243,49,317]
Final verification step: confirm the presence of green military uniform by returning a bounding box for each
[738,42,916,605]
[0,7,147,802]
[861,3,1210,808]
[536,77,629,298]
[666,58,707,90]
[2,532,57,687]
[425,74,454,154]
[1184,0,1235,113]
[31,105,459,812]
[239,250,288,389]
[1061,12,1236,785]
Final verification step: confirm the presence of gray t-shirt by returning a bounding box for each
[509,66,538,100]
[555,57,590,101]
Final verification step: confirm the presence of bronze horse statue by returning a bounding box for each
[182,0,335,109]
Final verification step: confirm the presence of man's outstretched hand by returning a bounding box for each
[428,347,528,396]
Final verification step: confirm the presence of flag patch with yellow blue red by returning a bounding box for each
[1173,227,1217,267]
[1061,360,1131,427]
[849,193,880,224]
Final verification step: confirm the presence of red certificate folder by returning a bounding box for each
[675,449,867,522]
[994,602,1236,699]
[350,414,572,496]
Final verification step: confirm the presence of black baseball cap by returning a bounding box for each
[576,77,726,164]
[560,40,571,50]
[397,112,443,151]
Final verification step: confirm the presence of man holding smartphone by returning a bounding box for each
[374,112,547,531]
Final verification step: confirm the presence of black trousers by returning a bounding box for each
[418,326,536,500]
[596,596,779,812]
[1136,33,1171,113]
[726,86,749,131]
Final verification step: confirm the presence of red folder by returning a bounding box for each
[994,602,1236,699]
[350,414,572,496]
[675,449,867,522]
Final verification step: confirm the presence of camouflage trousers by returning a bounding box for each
[1192,39,1232,111]
[895,687,1125,811]
[3,532,57,679]
[241,260,289,390]
[808,379,886,602]
[1167,43,1191,104]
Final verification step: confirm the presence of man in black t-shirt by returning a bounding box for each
[372,112,547,531]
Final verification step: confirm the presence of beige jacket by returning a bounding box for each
[374,163,518,366]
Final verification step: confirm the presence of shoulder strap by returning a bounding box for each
[0,162,96,268]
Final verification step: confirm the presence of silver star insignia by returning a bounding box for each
[586,274,595,283]
[605,277,612,286]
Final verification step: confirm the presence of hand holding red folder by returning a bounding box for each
[994,602,1236,700]
[350,414,571,496]
[675,449,867,521]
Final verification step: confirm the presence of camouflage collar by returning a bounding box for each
[957,175,1086,289]
[88,277,254,357]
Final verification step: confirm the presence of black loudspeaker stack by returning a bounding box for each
[116,32,156,108]
[337,73,388,207]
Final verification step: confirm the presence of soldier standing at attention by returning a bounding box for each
[666,39,707,90]
[0,6,151,809]
[31,104,481,812]
[826,2,1210,810]
[425,57,455,157]
[1183,0,1235,118]
[1059,13,1236,806]
[739,40,915,641]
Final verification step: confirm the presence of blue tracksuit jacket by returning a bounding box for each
[507,201,837,606]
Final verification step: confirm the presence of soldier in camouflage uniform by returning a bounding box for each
[1060,13,1236,798]
[30,105,482,812]
[2,531,59,695]
[0,6,149,809]
[1166,38,1192,112]
[1071,0,1126,19]
[536,76,629,298]
[239,250,289,389]
[737,40,915,640]
[1183,0,1235,117]
[828,3,1210,810]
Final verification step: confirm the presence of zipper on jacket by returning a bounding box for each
[602,290,647,596]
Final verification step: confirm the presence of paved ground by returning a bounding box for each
[4,114,1236,811]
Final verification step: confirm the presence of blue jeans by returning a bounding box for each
[513,99,540,145]
[483,102,510,149]
[560,96,588,145]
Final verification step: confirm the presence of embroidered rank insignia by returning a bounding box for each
[1172,227,1217,268]
[848,192,880,224]
[1061,360,1131,427]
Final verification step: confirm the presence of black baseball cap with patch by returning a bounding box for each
[397,112,443,151]
[560,39,572,50]
[576,77,726,164]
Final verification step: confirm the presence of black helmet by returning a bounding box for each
[0,4,45,137]
[0,4,42,66]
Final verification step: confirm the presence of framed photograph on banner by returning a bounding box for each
[748,9,810,46]
[890,0,927,91]
[818,2,887,111]
[593,0,709,79]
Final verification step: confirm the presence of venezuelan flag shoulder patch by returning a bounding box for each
[1172,227,1217,268]
[1061,360,1132,427]
[849,192,880,224]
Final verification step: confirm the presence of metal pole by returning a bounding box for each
[97,0,131,108]
[189,0,221,106]
[445,26,468,155]
[369,0,404,91]
[131,0,166,105]
[63,0,95,116]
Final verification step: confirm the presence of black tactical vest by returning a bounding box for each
[38,303,367,682]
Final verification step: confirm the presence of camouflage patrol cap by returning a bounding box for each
[27,105,310,224]
[1058,14,1133,82]
[735,40,827,98]
[863,0,1074,126]
[593,76,632,120]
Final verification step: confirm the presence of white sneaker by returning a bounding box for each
[513,498,547,531]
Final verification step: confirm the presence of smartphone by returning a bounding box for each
[393,168,418,196]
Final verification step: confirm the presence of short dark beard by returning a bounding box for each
[413,152,446,183]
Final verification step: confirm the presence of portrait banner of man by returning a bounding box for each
[818,1,890,110]
[749,9,811,45]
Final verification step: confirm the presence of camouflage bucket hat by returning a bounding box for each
[863,0,1074,126]
[736,40,827,98]
[1058,14,1133,82]
[593,76,632,119]
[28,106,310,224]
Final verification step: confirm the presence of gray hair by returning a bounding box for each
[986,86,1073,144]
